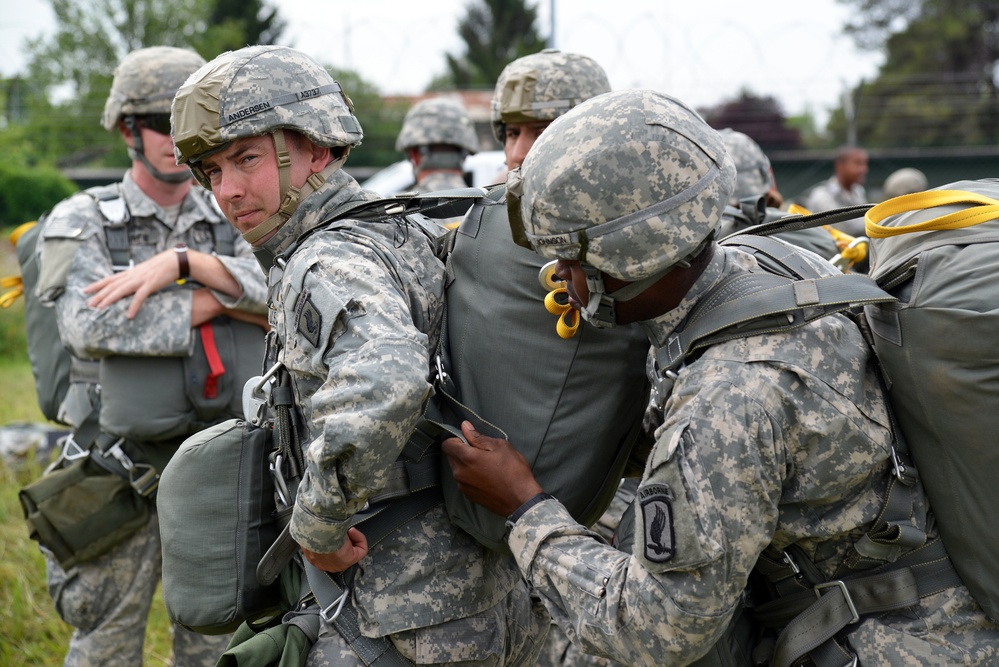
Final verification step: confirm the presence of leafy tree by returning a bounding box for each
[4,0,286,169]
[833,0,999,147]
[700,90,802,151]
[192,0,285,57]
[327,68,409,168]
[432,0,546,90]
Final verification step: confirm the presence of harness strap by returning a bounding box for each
[656,271,894,372]
[304,563,414,666]
[69,357,100,384]
[197,322,226,399]
[255,419,450,587]
[756,538,963,667]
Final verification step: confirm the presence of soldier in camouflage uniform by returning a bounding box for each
[717,128,839,262]
[803,145,869,237]
[444,49,646,667]
[172,45,549,666]
[444,89,999,665]
[38,46,268,667]
[396,97,479,194]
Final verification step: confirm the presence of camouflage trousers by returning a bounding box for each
[306,574,549,666]
[533,623,625,667]
[44,507,232,667]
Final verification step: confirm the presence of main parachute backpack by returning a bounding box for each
[861,179,999,622]
[2,217,76,424]
[703,180,999,645]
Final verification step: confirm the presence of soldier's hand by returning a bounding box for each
[85,248,185,317]
[300,527,369,573]
[442,421,543,517]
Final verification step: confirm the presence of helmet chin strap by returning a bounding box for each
[124,116,193,184]
[579,264,671,329]
[241,131,347,245]
[578,234,713,328]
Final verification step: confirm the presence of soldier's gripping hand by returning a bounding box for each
[443,421,543,518]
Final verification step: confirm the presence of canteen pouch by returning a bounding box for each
[19,456,150,570]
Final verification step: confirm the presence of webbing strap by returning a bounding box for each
[865,189,999,238]
[656,271,894,372]
[304,563,414,666]
[197,323,226,399]
[256,419,448,587]
[756,539,963,667]
[69,357,100,384]
[105,225,131,270]
[330,187,491,224]
[736,204,874,238]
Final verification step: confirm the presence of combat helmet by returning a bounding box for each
[718,128,774,204]
[510,89,736,327]
[396,97,479,156]
[172,45,363,244]
[102,46,206,183]
[490,49,610,143]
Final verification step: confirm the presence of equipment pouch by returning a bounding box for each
[19,456,150,570]
[158,418,288,634]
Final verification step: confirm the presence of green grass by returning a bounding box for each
[0,343,174,664]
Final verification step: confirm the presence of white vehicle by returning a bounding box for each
[360,150,506,196]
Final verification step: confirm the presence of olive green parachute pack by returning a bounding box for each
[664,179,999,666]
[2,216,75,424]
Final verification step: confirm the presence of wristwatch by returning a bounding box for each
[174,243,190,283]
[506,492,556,529]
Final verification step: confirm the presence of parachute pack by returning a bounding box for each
[660,179,999,662]
[2,216,75,424]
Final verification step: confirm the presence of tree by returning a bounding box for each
[327,68,409,168]
[7,0,287,169]
[432,0,546,90]
[192,0,285,57]
[833,0,999,147]
[700,91,802,151]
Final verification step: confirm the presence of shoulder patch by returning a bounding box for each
[40,192,103,240]
[639,483,676,563]
[296,291,322,348]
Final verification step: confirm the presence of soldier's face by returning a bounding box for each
[504,121,550,170]
[200,132,326,240]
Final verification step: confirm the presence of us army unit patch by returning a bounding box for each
[640,484,675,563]
[296,291,322,348]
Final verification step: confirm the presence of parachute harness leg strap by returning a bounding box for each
[303,562,414,666]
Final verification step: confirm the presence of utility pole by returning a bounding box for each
[548,0,556,48]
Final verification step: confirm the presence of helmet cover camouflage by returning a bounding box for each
[395,97,479,154]
[102,46,206,131]
[718,128,774,203]
[513,89,736,282]
[172,45,363,187]
[490,49,610,142]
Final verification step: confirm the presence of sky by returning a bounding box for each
[0,0,884,124]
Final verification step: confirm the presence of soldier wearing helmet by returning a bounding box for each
[395,97,479,193]
[444,89,999,665]
[882,167,928,199]
[444,48,648,667]
[172,45,549,666]
[36,46,268,666]
[717,128,839,262]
